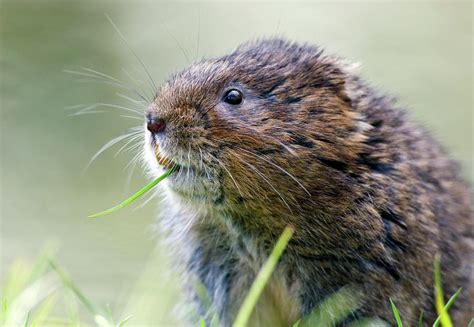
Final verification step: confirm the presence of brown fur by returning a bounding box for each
[145,39,473,326]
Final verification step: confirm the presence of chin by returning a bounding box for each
[144,144,223,208]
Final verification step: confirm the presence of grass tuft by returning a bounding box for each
[389,255,464,327]
[432,287,462,327]
[390,299,404,327]
[1,238,467,326]
[300,286,364,327]
[233,226,294,327]
[433,254,464,327]
[434,254,453,327]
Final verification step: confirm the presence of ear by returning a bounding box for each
[329,60,377,136]
[338,59,362,76]
[338,59,363,103]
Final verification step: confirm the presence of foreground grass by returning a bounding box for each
[234,227,294,327]
[0,230,464,327]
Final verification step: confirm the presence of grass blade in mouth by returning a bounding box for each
[89,165,177,218]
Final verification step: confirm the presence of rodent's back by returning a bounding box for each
[344,75,473,323]
[145,38,473,325]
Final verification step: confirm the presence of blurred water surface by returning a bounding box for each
[1,0,472,323]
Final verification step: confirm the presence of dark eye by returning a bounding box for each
[223,89,243,105]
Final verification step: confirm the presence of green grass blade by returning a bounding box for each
[194,280,220,326]
[94,314,114,327]
[348,317,390,327]
[300,286,362,327]
[88,166,177,218]
[118,315,133,327]
[390,299,403,327]
[233,226,294,327]
[417,310,424,327]
[48,257,114,326]
[29,294,58,327]
[433,287,462,327]
[3,273,58,327]
[47,258,97,315]
[1,259,33,304]
[433,255,453,327]
[24,311,30,327]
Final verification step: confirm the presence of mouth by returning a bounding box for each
[154,144,177,170]
[149,144,223,203]
[152,145,208,192]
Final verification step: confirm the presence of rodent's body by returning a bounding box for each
[144,39,472,326]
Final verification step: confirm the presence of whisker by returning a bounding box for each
[64,69,104,79]
[105,14,158,93]
[82,67,125,82]
[64,103,92,110]
[74,67,151,102]
[65,104,100,115]
[235,146,311,196]
[237,156,292,212]
[70,110,106,116]
[274,139,298,156]
[195,6,201,60]
[275,8,283,35]
[198,147,211,180]
[86,127,143,170]
[125,157,138,189]
[187,145,192,194]
[134,187,159,210]
[114,133,144,157]
[78,103,142,116]
[160,20,191,64]
[122,139,145,155]
[124,146,146,190]
[70,103,143,120]
[210,154,243,198]
[122,68,155,100]
[120,115,143,120]
[66,70,150,103]
[126,150,144,171]
[116,93,147,106]
[175,151,186,182]
[96,103,143,115]
[66,107,142,121]
[67,103,141,118]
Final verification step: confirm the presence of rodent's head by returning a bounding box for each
[145,39,371,220]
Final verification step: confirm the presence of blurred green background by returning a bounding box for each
[1,0,472,325]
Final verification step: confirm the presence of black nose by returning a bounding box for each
[147,117,166,134]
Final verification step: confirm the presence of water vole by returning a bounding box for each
[143,39,472,326]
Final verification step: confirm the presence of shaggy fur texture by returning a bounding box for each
[144,39,473,326]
